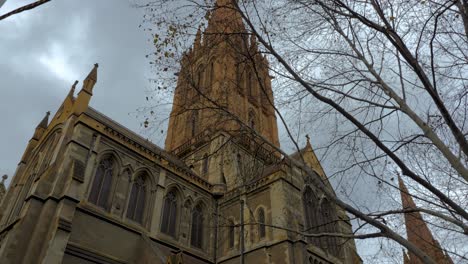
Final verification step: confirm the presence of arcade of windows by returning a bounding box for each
[88,156,207,250]
[303,186,341,257]
[88,156,149,223]
[89,157,341,255]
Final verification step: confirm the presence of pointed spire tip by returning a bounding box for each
[37,111,50,129]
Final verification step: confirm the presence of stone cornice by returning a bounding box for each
[82,108,213,192]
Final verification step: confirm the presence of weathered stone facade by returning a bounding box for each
[0,1,362,263]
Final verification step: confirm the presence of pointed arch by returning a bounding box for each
[89,155,117,210]
[36,128,63,175]
[184,197,193,209]
[161,188,179,237]
[320,199,340,257]
[190,202,204,248]
[257,207,266,239]
[126,172,148,224]
[303,186,320,246]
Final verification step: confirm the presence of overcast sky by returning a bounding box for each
[0,0,156,185]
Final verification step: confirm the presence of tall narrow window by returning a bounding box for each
[197,67,204,90]
[161,190,178,237]
[191,204,204,248]
[228,219,235,249]
[303,187,320,246]
[89,157,114,210]
[258,208,266,239]
[209,61,214,88]
[202,154,209,176]
[190,111,198,137]
[126,174,147,223]
[321,200,340,257]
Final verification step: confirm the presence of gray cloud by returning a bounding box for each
[0,0,154,184]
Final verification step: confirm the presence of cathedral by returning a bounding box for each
[0,1,451,264]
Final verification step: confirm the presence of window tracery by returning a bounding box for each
[126,174,147,224]
[258,207,266,239]
[190,203,204,248]
[89,157,115,210]
[161,189,178,237]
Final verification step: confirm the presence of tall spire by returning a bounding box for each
[165,1,279,152]
[205,0,246,37]
[398,176,453,264]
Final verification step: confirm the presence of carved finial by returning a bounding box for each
[38,111,50,129]
[1,174,7,184]
[305,134,310,143]
[81,63,99,94]
[68,80,78,99]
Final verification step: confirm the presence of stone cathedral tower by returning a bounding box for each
[165,0,279,152]
[0,1,362,264]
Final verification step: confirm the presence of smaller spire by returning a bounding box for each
[68,80,78,99]
[305,134,311,148]
[37,111,51,129]
[1,174,7,184]
[81,63,98,95]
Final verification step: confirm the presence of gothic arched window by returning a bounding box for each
[228,219,235,249]
[247,71,253,97]
[126,174,147,223]
[161,190,178,237]
[190,203,204,248]
[197,65,205,91]
[38,131,62,174]
[258,208,266,239]
[321,199,340,257]
[89,157,115,210]
[303,187,320,246]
